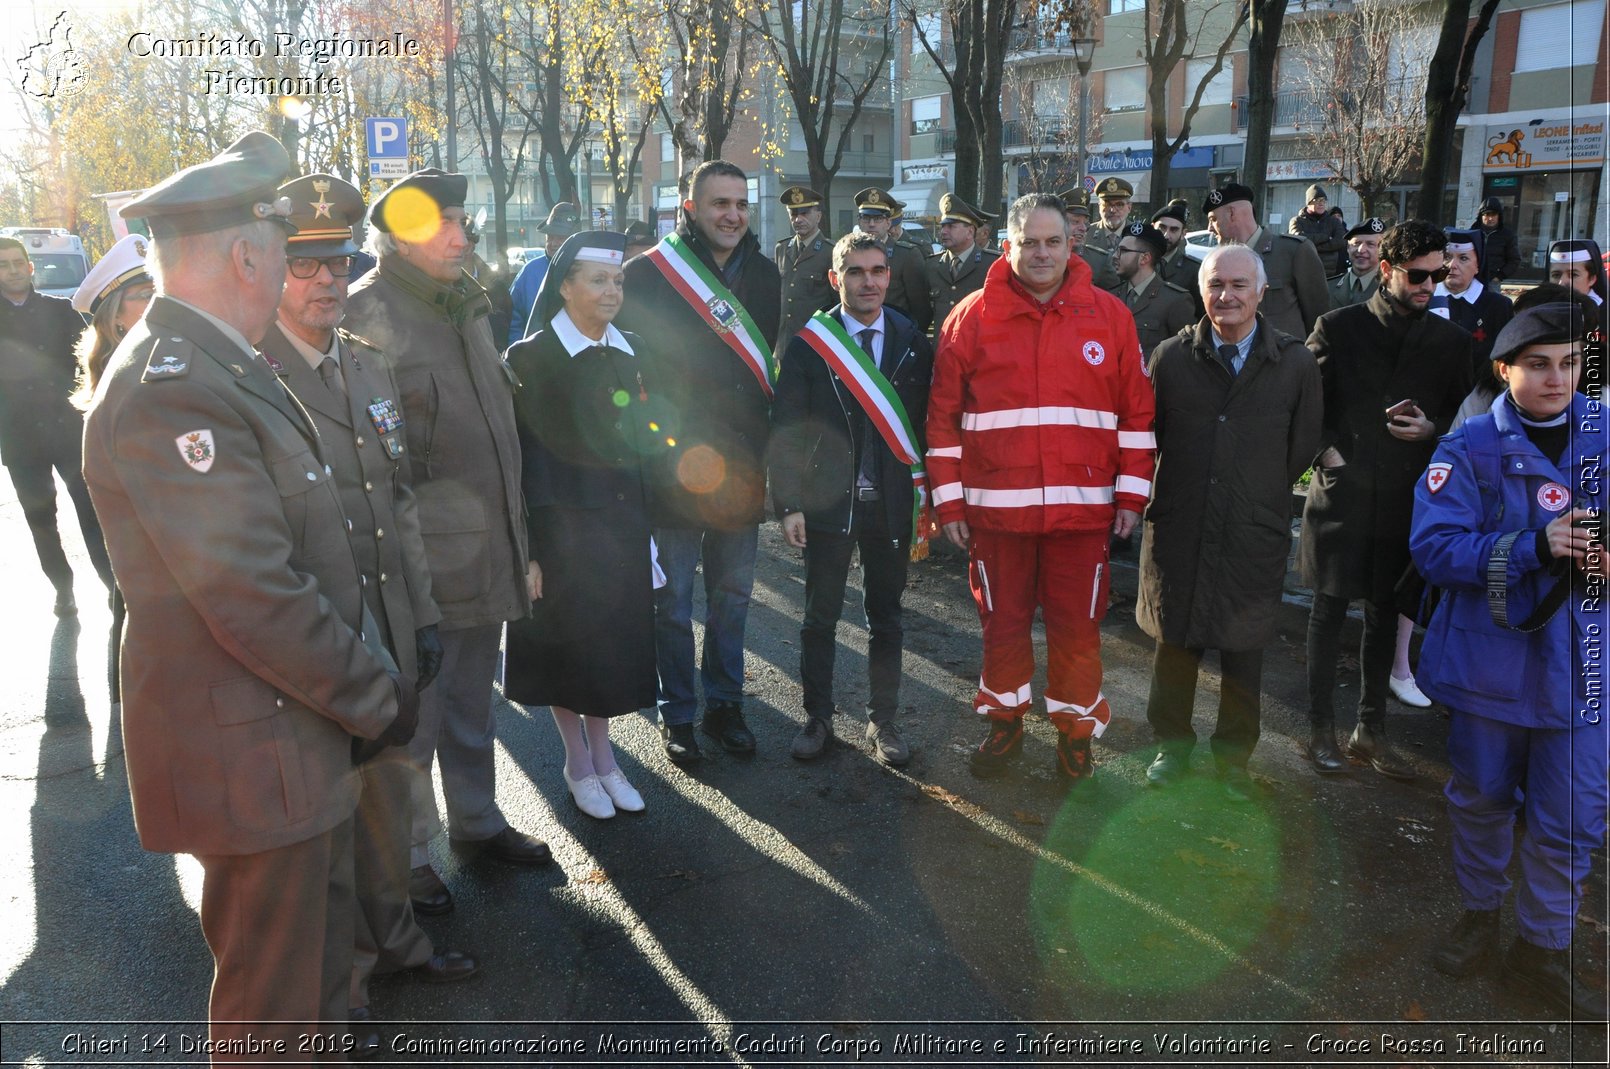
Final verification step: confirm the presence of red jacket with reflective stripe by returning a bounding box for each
[925,253,1156,535]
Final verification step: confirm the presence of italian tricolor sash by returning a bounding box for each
[799,311,934,552]
[645,234,777,397]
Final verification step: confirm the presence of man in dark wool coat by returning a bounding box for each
[1299,220,1474,780]
[1138,244,1322,802]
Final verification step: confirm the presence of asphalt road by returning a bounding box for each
[0,474,1604,1067]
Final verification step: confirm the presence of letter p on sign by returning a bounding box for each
[366,117,407,158]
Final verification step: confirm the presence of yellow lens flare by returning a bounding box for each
[381,187,444,245]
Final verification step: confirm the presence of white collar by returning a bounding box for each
[1447,278,1484,304]
[551,307,634,357]
[841,309,887,339]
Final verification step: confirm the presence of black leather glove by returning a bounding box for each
[415,624,443,692]
[352,671,420,765]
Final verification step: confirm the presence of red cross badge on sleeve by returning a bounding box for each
[1425,462,1452,494]
[1537,482,1570,512]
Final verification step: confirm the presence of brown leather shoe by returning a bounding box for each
[409,864,453,917]
[455,826,552,865]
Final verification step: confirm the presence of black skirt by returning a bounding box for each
[503,503,657,717]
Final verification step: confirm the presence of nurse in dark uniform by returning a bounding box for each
[505,230,664,819]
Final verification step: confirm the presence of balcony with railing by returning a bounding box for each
[1007,21,1082,60]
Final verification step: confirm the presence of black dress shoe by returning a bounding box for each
[348,1007,383,1060]
[409,948,480,984]
[1347,722,1415,781]
[661,721,702,763]
[455,826,552,865]
[1306,724,1347,773]
[1146,748,1189,787]
[53,589,77,617]
[701,701,756,753]
[409,864,453,917]
[1432,908,1499,978]
[1502,937,1607,1020]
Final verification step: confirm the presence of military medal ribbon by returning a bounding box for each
[644,234,778,397]
[799,312,934,553]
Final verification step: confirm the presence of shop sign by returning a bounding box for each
[1482,119,1605,171]
[1088,146,1215,173]
[1265,159,1335,181]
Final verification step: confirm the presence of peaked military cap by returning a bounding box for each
[278,174,364,257]
[369,168,469,234]
[1057,189,1092,216]
[72,233,150,315]
[1202,182,1255,216]
[121,131,294,238]
[939,193,993,228]
[891,199,908,222]
[1096,176,1133,200]
[1345,216,1387,241]
[854,187,897,216]
[780,185,823,211]
[1121,220,1168,261]
[1150,199,1188,227]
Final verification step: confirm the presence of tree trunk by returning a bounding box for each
[1243,0,1287,209]
[1417,0,1501,217]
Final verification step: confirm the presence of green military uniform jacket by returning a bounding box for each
[882,237,933,333]
[1328,267,1379,310]
[1240,226,1330,342]
[1112,271,1197,363]
[925,243,999,335]
[774,231,834,353]
[262,323,440,678]
[1157,244,1204,319]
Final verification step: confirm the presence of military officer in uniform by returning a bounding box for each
[774,185,834,352]
[82,133,420,1055]
[1082,176,1135,288]
[854,187,931,332]
[1151,199,1202,318]
[1204,182,1329,341]
[1059,186,1119,291]
[1110,220,1195,361]
[1329,217,1385,309]
[925,193,998,334]
[261,174,477,1051]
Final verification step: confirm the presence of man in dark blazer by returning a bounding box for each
[1139,244,1322,801]
[770,232,935,766]
[262,173,476,1049]
[1300,219,1474,779]
[774,185,834,353]
[81,133,418,1052]
[924,193,998,336]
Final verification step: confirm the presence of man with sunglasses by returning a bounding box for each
[1299,220,1474,779]
[260,173,478,1052]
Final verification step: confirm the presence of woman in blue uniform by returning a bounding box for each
[504,231,667,819]
[1411,303,1607,1020]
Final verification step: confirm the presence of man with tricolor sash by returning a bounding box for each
[617,160,782,763]
[769,232,936,766]
[927,193,1155,787]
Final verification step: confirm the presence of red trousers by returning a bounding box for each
[968,529,1112,739]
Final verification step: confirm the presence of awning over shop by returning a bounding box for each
[887,178,948,220]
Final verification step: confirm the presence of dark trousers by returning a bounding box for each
[7,453,113,591]
[1306,592,1395,728]
[1145,641,1265,769]
[800,499,908,724]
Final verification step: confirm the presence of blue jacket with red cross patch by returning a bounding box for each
[1409,392,1609,729]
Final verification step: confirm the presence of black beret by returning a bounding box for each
[278,174,364,257]
[1489,302,1584,363]
[622,220,657,246]
[1202,182,1254,216]
[121,132,294,238]
[1346,217,1387,240]
[369,168,469,234]
[1122,220,1168,260]
[1150,200,1188,226]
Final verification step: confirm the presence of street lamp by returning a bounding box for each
[1072,36,1097,196]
